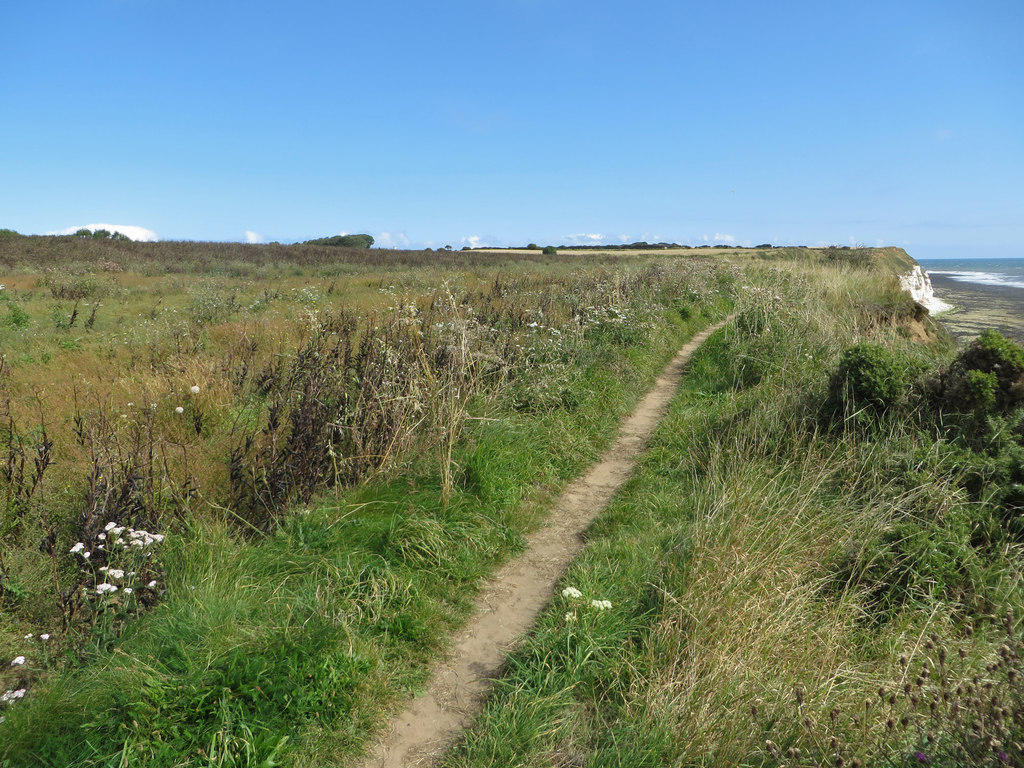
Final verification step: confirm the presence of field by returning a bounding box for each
[2,238,1024,767]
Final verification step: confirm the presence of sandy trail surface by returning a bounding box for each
[359,318,730,768]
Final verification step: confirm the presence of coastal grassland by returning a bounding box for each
[444,259,1024,767]
[0,238,735,765]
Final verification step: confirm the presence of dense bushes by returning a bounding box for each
[826,330,1024,619]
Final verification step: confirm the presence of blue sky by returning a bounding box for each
[2,0,1022,257]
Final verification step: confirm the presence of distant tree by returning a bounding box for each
[542,246,557,255]
[74,228,93,238]
[303,234,374,248]
[444,245,452,251]
[526,243,539,250]
[0,228,21,238]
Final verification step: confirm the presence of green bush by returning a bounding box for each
[830,342,911,413]
[3,303,30,330]
[939,329,1024,415]
[542,246,557,255]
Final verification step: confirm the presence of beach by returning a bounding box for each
[927,272,1024,344]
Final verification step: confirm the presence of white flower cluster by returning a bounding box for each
[102,521,165,550]
[560,585,613,622]
[1,688,26,703]
[72,522,165,598]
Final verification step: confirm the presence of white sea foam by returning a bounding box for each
[926,270,1024,291]
[899,266,953,314]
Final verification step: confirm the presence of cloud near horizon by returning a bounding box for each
[376,231,411,249]
[713,233,736,243]
[561,233,604,246]
[245,230,265,244]
[49,223,159,241]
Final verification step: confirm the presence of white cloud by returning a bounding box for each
[562,233,605,245]
[460,235,486,249]
[245,230,265,244]
[713,233,736,243]
[49,223,158,241]
[376,231,410,249]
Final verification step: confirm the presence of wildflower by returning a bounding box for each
[190,385,200,394]
[1,689,26,703]
[174,406,184,414]
[123,587,133,595]
[95,583,118,594]
[564,612,576,622]
[591,599,612,610]
[10,657,25,666]
[82,551,91,559]
[23,634,32,640]
[39,634,49,642]
[561,586,583,599]
[147,580,158,588]
[106,569,125,580]
[104,522,117,532]
[70,542,85,554]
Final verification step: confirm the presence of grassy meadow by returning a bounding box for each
[0,236,733,765]
[3,237,1024,767]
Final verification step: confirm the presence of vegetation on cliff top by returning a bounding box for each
[3,239,1018,767]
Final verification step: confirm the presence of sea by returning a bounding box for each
[918,257,1024,292]
[916,257,1024,344]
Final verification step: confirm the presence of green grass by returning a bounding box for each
[441,262,1024,767]
[0,247,732,765]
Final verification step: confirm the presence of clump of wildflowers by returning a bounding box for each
[560,585,613,623]
[70,520,167,646]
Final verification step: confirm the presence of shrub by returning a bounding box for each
[542,246,557,255]
[939,329,1024,415]
[829,343,911,414]
[2,304,30,330]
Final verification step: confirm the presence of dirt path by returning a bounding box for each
[359,318,729,768]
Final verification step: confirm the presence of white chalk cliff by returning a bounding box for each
[899,265,953,314]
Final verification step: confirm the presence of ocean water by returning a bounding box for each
[918,257,1024,292]
[916,257,1024,343]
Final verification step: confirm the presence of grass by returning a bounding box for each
[442,259,1024,767]
[0,237,734,765]
[8,240,993,766]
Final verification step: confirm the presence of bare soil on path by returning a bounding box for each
[359,319,730,768]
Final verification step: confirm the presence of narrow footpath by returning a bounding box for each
[359,318,731,768]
